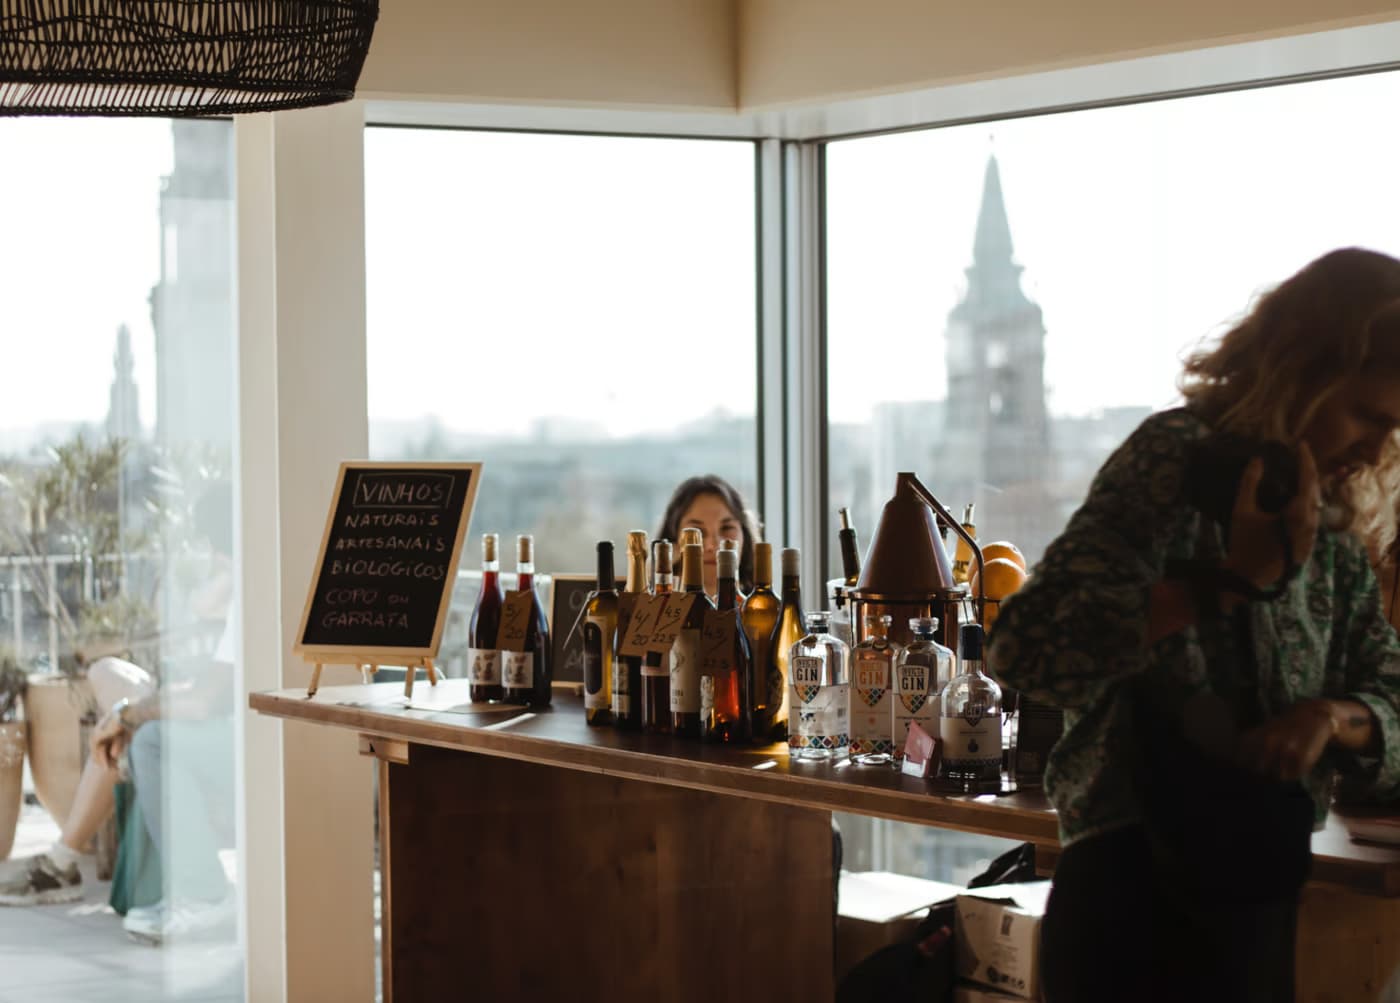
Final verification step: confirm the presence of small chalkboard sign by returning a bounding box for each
[548,574,626,684]
[294,462,480,696]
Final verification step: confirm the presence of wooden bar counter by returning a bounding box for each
[252,680,1400,1002]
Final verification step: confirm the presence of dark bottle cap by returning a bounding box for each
[959,622,984,662]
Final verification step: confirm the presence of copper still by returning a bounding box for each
[846,472,985,653]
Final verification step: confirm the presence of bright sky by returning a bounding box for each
[5,68,1400,438]
[0,118,173,431]
[827,70,1400,421]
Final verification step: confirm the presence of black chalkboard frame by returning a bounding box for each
[293,460,482,668]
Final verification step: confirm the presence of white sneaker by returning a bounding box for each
[124,896,236,945]
[0,853,82,906]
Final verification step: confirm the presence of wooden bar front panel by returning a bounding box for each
[384,745,835,1003]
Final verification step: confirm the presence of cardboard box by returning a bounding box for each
[835,871,964,980]
[953,984,1029,1003]
[954,880,1051,1000]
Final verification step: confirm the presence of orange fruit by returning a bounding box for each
[980,541,1026,572]
[970,557,1027,602]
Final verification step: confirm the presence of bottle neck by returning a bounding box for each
[517,561,535,591]
[482,567,500,591]
[717,577,740,611]
[653,574,673,595]
[596,550,616,591]
[780,574,801,603]
[625,554,647,594]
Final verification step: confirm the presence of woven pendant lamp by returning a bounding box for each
[0,1,379,117]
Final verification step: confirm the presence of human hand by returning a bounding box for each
[1236,699,1337,782]
[1223,443,1320,591]
[91,712,130,770]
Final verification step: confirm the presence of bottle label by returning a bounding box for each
[583,617,610,709]
[893,660,937,760]
[502,650,534,689]
[669,628,701,713]
[788,681,849,751]
[700,675,715,716]
[467,648,500,686]
[612,657,632,715]
[939,712,1001,772]
[851,657,893,756]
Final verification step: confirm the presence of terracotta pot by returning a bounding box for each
[0,721,24,859]
[24,674,94,831]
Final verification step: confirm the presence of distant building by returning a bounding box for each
[935,155,1055,557]
[105,324,141,444]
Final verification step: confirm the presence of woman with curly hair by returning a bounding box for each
[989,248,1400,1002]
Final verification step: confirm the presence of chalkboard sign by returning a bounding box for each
[294,462,481,662]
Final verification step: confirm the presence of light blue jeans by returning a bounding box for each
[128,716,235,905]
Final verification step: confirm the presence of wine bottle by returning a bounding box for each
[741,542,780,743]
[838,507,861,586]
[939,623,1002,793]
[769,547,804,742]
[641,540,673,735]
[670,542,711,739]
[951,503,977,586]
[503,534,551,707]
[788,611,850,761]
[468,532,504,703]
[583,541,618,726]
[613,531,647,731]
[701,547,747,743]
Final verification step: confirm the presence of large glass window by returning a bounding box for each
[825,70,1400,883]
[365,128,758,672]
[0,120,240,998]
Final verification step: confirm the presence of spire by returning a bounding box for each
[106,323,141,443]
[972,154,1015,267]
[953,153,1032,319]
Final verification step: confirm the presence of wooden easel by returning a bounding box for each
[305,656,439,699]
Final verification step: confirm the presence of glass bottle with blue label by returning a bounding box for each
[788,611,849,762]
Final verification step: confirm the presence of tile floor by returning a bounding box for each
[0,798,244,1003]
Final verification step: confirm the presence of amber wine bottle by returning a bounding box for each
[769,547,805,742]
[641,540,673,735]
[701,547,748,743]
[582,541,618,726]
[741,542,780,743]
[612,531,647,731]
[670,542,712,739]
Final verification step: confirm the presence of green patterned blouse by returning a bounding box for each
[988,407,1400,846]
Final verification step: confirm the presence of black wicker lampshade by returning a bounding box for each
[0,1,379,117]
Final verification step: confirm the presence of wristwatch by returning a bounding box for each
[111,697,135,730]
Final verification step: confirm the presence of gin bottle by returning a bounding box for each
[850,614,900,764]
[788,612,849,762]
[939,623,1003,793]
[893,617,952,761]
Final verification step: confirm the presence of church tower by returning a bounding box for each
[105,323,141,444]
[937,155,1054,555]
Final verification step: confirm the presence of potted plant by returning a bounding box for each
[0,653,27,859]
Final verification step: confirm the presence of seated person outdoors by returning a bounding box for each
[0,483,238,946]
[654,474,759,596]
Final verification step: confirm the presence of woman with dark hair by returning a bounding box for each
[990,248,1400,1001]
[655,475,759,595]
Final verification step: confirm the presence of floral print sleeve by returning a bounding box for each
[988,408,1207,709]
[1329,539,1400,797]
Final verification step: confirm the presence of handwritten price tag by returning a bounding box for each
[499,591,535,652]
[702,609,738,672]
[619,595,664,657]
[648,594,694,651]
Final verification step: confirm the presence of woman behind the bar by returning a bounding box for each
[655,475,759,597]
[989,248,1400,1002]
